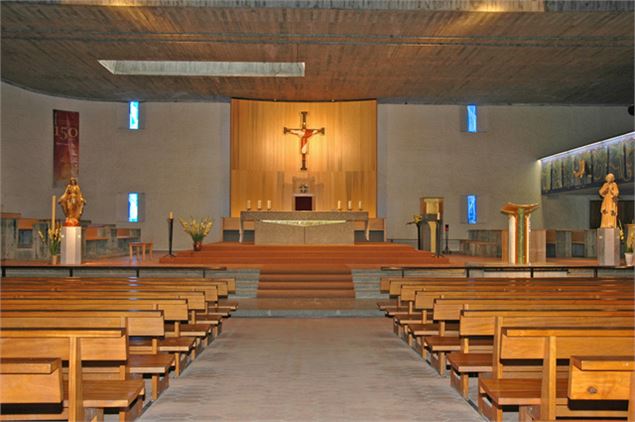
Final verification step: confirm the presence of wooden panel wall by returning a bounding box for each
[230,99,377,217]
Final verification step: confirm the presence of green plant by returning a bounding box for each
[179,217,213,242]
[37,223,62,256]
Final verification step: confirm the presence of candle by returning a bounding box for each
[358,200,362,210]
[169,211,173,219]
[337,200,341,210]
[257,200,262,210]
[267,200,271,210]
[347,200,352,210]
[51,195,56,226]
[247,200,251,209]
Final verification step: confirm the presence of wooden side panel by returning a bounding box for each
[230,99,377,217]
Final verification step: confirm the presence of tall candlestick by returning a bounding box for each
[51,195,56,227]
[347,200,352,210]
[267,200,271,210]
[358,200,362,210]
[247,200,251,210]
[169,211,173,220]
[337,200,341,210]
[257,200,262,210]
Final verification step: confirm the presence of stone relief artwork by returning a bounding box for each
[625,141,634,181]
[591,147,608,183]
[608,142,625,181]
[550,160,563,190]
[541,161,551,193]
[562,155,575,189]
[540,133,632,194]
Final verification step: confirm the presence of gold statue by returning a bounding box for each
[58,177,86,226]
[599,173,619,228]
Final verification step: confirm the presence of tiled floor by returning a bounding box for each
[139,318,482,421]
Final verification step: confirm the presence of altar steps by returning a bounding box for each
[160,243,450,268]
[257,266,355,298]
[257,290,355,298]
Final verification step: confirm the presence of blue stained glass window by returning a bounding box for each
[129,101,139,130]
[466,104,478,133]
[467,194,477,224]
[128,193,139,223]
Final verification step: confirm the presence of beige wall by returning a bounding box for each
[2,82,632,251]
[1,83,230,250]
[378,104,633,241]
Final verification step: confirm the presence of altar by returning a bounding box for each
[239,211,369,245]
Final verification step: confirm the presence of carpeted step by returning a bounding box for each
[258,281,354,290]
[257,289,355,298]
[259,273,353,282]
[260,265,351,274]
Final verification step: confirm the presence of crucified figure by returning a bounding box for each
[284,111,325,171]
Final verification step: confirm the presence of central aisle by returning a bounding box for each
[139,318,481,421]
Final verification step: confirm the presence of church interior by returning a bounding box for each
[0,1,634,421]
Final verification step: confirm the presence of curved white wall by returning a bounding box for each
[1,83,230,250]
[2,82,632,251]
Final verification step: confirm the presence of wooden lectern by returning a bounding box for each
[500,202,539,265]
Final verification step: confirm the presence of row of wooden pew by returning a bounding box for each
[378,276,635,421]
[0,276,238,421]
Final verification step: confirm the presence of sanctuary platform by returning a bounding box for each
[159,242,448,267]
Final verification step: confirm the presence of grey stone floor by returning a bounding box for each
[138,318,483,422]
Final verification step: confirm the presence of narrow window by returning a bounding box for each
[466,104,478,133]
[128,192,139,222]
[129,101,140,130]
[467,194,477,224]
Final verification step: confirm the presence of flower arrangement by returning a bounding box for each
[179,217,213,250]
[37,223,62,256]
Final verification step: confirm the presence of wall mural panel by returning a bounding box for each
[540,132,634,194]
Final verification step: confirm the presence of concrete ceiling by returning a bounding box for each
[1,0,633,104]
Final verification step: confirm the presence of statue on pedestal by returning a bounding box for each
[599,173,619,228]
[58,177,86,226]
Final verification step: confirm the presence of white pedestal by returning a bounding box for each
[597,228,620,266]
[61,226,82,265]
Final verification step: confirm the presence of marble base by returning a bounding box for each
[596,228,620,266]
[61,226,82,265]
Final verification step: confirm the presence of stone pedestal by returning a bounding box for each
[596,228,620,266]
[61,226,82,265]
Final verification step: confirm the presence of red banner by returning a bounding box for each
[53,110,79,184]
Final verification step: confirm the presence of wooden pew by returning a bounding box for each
[0,311,173,400]
[478,327,635,422]
[395,279,632,339]
[0,329,145,422]
[412,287,628,374]
[447,310,635,399]
[412,289,633,374]
[0,358,63,412]
[390,277,632,313]
[568,356,635,421]
[0,299,195,376]
[0,289,215,344]
[1,276,238,311]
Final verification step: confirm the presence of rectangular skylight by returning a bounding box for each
[99,60,305,77]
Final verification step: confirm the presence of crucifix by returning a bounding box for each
[283,111,325,171]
